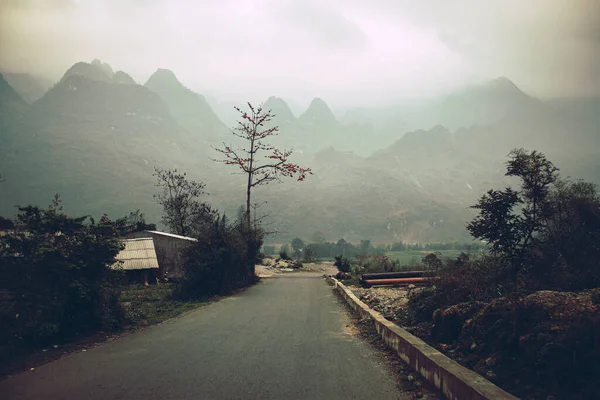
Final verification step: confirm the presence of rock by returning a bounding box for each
[336,271,351,280]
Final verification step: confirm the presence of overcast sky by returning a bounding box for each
[1,0,598,107]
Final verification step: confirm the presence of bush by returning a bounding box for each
[334,255,352,273]
[407,254,508,325]
[355,253,401,273]
[176,211,262,300]
[0,198,125,349]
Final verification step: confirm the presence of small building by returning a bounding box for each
[124,231,197,279]
[113,238,160,285]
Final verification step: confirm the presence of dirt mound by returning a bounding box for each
[455,289,600,399]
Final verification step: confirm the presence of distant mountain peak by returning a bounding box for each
[145,68,184,91]
[263,96,295,120]
[61,61,113,83]
[300,97,337,123]
[91,59,114,78]
[488,76,520,92]
[112,71,136,85]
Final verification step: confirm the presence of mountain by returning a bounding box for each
[299,98,338,126]
[0,73,28,142]
[2,72,51,103]
[61,61,113,83]
[112,71,136,85]
[2,67,599,245]
[0,63,215,220]
[144,69,228,143]
[263,96,295,125]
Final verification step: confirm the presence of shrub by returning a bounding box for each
[0,197,125,349]
[334,255,352,273]
[176,211,262,300]
[355,253,400,273]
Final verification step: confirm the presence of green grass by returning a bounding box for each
[385,250,468,267]
[119,283,208,328]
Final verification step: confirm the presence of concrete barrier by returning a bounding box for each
[325,275,518,400]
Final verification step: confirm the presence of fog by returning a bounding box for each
[1,0,599,107]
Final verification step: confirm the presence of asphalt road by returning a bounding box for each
[2,273,408,400]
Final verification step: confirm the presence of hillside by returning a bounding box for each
[1,67,599,244]
[0,73,28,141]
[2,72,51,104]
[0,63,218,220]
[144,69,229,143]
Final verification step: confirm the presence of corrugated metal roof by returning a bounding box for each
[113,238,159,270]
[145,230,198,242]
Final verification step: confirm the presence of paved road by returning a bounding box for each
[2,273,407,400]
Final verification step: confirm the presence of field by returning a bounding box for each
[385,249,477,267]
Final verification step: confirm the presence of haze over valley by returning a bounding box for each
[1,0,599,244]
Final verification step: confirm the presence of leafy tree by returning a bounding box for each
[360,239,372,254]
[0,196,125,347]
[178,212,255,299]
[533,178,600,290]
[336,238,348,257]
[112,209,157,236]
[422,252,443,274]
[467,148,559,336]
[213,103,311,227]
[303,245,318,263]
[334,255,352,273]
[153,167,214,237]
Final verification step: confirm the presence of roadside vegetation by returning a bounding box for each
[338,149,600,400]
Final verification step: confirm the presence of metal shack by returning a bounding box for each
[124,231,197,279]
[113,238,160,285]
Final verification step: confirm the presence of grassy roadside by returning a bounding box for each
[120,283,209,328]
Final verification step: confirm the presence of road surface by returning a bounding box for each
[2,273,409,400]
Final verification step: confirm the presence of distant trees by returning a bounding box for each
[114,209,157,236]
[291,237,305,259]
[213,103,311,228]
[153,167,214,237]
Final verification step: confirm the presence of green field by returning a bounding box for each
[385,250,473,267]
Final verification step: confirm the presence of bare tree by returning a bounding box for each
[213,103,311,228]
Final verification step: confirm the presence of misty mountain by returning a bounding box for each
[112,71,137,85]
[299,98,338,126]
[0,73,28,140]
[263,96,296,125]
[0,62,217,219]
[2,72,51,104]
[144,68,229,143]
[2,64,599,245]
[62,61,114,83]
